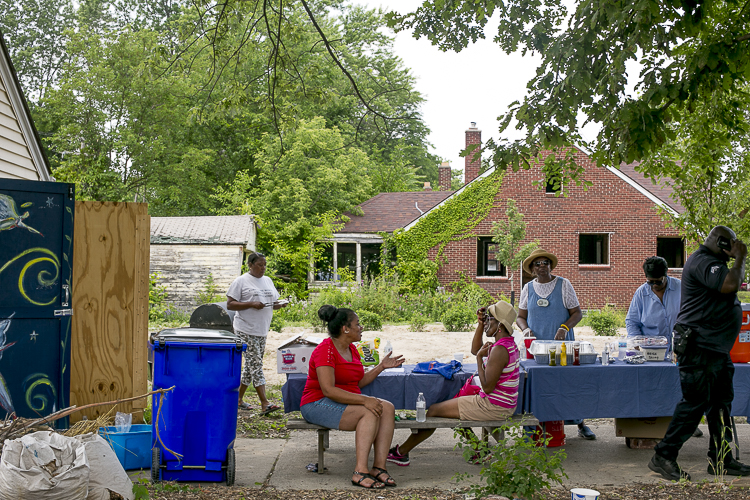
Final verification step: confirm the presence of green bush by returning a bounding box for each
[196,272,223,305]
[270,315,284,333]
[441,306,475,332]
[582,306,624,336]
[409,311,428,332]
[149,272,169,322]
[394,259,439,294]
[357,310,383,331]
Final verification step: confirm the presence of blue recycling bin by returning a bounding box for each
[150,328,246,484]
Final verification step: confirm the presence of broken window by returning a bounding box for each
[579,234,610,265]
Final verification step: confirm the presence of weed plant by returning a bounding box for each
[454,425,567,499]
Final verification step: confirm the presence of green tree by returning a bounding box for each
[387,0,750,186]
[641,90,750,244]
[491,199,539,300]
[214,117,374,289]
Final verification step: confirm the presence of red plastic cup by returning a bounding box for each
[524,337,536,359]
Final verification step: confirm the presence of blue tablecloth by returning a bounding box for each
[521,359,750,421]
[282,363,526,413]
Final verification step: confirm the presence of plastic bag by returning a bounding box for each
[412,360,463,379]
[115,412,132,434]
[0,431,89,500]
[75,433,133,500]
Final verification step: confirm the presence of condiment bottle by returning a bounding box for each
[560,342,567,366]
[602,344,610,366]
[573,342,581,366]
[548,346,557,366]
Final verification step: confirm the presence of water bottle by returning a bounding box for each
[618,335,627,360]
[383,340,393,357]
[416,392,426,422]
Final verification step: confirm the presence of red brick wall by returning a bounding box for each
[465,128,481,184]
[438,163,452,191]
[431,149,683,309]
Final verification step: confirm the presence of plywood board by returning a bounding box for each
[70,201,149,423]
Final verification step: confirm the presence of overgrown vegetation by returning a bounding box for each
[454,425,567,499]
[195,272,223,305]
[579,306,626,337]
[277,274,509,332]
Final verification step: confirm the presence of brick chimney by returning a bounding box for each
[423,182,432,191]
[465,122,481,184]
[438,161,451,191]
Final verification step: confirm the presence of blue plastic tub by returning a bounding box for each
[151,328,246,483]
[100,424,152,470]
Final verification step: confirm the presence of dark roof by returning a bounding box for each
[341,191,454,233]
[618,162,684,213]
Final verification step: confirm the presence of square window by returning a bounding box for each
[657,237,685,268]
[579,234,610,265]
[477,237,506,276]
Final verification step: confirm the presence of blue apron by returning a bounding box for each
[527,278,575,341]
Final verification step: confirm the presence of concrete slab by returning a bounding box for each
[133,421,750,490]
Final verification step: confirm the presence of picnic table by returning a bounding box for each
[281,363,526,413]
[520,359,750,421]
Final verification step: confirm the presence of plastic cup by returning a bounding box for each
[570,488,600,500]
[453,353,464,363]
[524,337,536,359]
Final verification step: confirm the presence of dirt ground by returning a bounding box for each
[261,324,621,386]
[144,482,745,499]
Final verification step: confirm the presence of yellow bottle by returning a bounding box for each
[560,342,567,366]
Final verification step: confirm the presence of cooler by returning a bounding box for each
[150,328,246,484]
[730,304,750,363]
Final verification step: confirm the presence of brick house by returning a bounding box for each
[315,123,685,309]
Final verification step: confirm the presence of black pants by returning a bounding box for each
[654,348,735,462]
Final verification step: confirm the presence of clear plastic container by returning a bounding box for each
[416,393,426,422]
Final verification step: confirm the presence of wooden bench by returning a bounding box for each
[286,414,539,473]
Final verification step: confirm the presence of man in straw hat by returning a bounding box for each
[516,249,596,440]
[388,300,521,466]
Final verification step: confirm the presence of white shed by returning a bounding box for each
[150,215,256,308]
[0,33,53,181]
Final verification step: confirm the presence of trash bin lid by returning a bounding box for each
[153,327,241,344]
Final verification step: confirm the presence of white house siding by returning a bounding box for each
[150,244,245,309]
[0,77,39,180]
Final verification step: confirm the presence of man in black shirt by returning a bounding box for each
[649,226,747,481]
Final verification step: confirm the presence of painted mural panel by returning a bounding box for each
[0,178,73,422]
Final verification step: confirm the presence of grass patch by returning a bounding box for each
[739,291,750,303]
[237,384,294,439]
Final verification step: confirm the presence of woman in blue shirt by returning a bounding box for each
[625,256,702,438]
[625,256,681,351]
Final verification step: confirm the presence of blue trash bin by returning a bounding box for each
[150,328,246,484]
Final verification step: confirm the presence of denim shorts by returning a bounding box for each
[300,397,348,429]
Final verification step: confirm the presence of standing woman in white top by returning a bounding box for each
[515,248,595,440]
[227,252,288,415]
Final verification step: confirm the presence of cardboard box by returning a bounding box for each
[614,417,672,439]
[276,335,323,374]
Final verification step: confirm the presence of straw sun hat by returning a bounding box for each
[487,300,517,335]
[522,248,559,275]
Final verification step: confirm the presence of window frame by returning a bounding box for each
[656,237,686,269]
[477,237,507,277]
[578,233,611,266]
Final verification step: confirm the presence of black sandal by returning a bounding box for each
[370,466,397,487]
[351,471,385,489]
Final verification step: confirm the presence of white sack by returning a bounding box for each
[75,433,133,500]
[0,431,89,500]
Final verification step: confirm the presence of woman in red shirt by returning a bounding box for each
[300,305,404,489]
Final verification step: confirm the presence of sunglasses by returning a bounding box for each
[646,277,666,286]
[533,260,551,267]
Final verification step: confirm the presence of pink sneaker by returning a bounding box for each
[387,445,410,466]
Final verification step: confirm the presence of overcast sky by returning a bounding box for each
[360,0,542,176]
